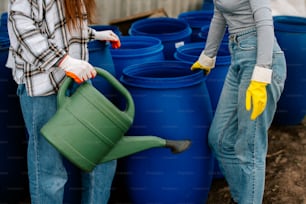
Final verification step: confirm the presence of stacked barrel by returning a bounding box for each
[109,8,221,204]
[0,12,28,203]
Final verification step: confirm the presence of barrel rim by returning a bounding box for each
[178,10,214,28]
[129,17,192,41]
[175,42,231,64]
[120,60,206,89]
[110,36,164,57]
[273,15,306,33]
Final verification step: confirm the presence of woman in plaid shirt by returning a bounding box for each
[6,0,120,203]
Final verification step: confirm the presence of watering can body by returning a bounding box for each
[41,68,189,172]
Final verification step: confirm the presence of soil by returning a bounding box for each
[17,118,306,204]
[206,117,306,204]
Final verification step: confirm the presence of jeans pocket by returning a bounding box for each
[16,84,26,97]
[272,51,287,85]
[237,33,257,51]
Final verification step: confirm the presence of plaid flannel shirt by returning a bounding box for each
[6,0,95,96]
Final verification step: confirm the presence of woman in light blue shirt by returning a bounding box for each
[192,0,287,203]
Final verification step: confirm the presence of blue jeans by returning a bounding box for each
[17,84,116,204]
[208,30,286,204]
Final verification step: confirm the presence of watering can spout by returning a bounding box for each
[100,137,191,163]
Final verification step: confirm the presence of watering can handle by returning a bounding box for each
[57,67,135,119]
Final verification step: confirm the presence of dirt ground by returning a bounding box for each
[206,117,306,204]
[16,118,306,204]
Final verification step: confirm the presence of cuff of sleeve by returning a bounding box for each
[198,51,216,69]
[251,66,273,84]
[91,29,97,39]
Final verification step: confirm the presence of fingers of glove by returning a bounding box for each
[250,99,266,120]
[245,87,263,120]
[91,68,97,78]
[82,72,90,81]
[84,70,94,81]
[66,70,90,83]
[191,61,211,75]
[111,40,121,49]
[191,61,201,71]
[107,30,119,41]
[96,30,119,41]
[65,71,84,84]
[245,89,252,111]
[64,60,96,83]
[83,62,96,80]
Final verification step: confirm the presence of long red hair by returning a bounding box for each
[63,0,96,30]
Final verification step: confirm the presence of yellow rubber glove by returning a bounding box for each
[190,52,216,75]
[191,61,212,75]
[245,65,272,120]
[245,81,268,120]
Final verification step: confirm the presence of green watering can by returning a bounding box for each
[41,68,191,172]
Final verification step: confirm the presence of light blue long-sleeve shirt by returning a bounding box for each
[204,0,274,67]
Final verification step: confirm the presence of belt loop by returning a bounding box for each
[229,27,257,43]
[230,34,237,43]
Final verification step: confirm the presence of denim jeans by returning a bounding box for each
[17,84,116,204]
[208,30,286,204]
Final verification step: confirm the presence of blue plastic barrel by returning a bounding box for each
[88,40,115,77]
[198,24,229,45]
[119,61,214,204]
[88,25,118,102]
[174,43,230,179]
[129,17,192,60]
[0,12,8,33]
[178,10,213,42]
[110,36,164,79]
[174,42,231,111]
[202,0,214,10]
[273,16,306,125]
[0,37,28,202]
